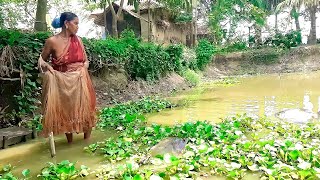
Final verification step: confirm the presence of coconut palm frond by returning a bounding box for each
[276,0,303,12]
[303,0,320,7]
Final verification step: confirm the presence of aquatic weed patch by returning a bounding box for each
[88,112,320,179]
[0,164,30,180]
[97,97,175,129]
[0,161,89,180]
[37,160,89,180]
[212,77,240,86]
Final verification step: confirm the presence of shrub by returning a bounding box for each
[181,69,201,86]
[264,31,302,49]
[195,39,215,70]
[125,42,183,81]
[244,47,284,64]
[126,43,170,81]
[165,44,183,72]
[221,41,248,53]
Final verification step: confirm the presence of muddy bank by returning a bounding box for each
[204,45,320,78]
[93,45,320,107]
[91,66,190,107]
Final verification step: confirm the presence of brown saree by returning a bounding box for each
[38,35,96,137]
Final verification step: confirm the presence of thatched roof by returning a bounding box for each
[139,1,163,10]
[89,2,149,27]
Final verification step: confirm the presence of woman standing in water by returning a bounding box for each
[38,12,96,143]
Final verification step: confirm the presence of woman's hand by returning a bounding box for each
[84,61,89,69]
[47,65,54,73]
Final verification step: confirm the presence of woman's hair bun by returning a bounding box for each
[51,17,61,29]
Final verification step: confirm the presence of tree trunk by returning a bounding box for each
[227,19,236,43]
[103,3,108,38]
[111,16,118,38]
[308,6,317,45]
[190,22,194,47]
[254,23,262,46]
[194,18,197,45]
[148,0,151,42]
[275,13,278,33]
[189,0,194,47]
[34,0,47,31]
[294,15,300,31]
[108,0,124,38]
[291,8,300,31]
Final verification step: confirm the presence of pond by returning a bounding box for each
[2,71,320,179]
[148,71,320,125]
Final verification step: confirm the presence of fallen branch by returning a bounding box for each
[0,77,21,81]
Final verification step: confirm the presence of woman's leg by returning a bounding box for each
[65,133,73,143]
[84,128,92,140]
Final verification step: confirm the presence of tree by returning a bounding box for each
[208,0,267,45]
[248,0,267,45]
[0,0,36,29]
[34,0,48,31]
[265,0,284,33]
[85,0,126,38]
[277,0,319,44]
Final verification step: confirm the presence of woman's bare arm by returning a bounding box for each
[41,38,54,61]
[40,38,54,72]
[78,36,89,68]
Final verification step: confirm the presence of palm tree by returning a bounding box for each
[249,0,268,45]
[277,0,319,44]
[266,0,284,33]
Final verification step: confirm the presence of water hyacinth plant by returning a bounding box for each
[87,105,320,180]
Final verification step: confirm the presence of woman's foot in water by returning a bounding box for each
[84,129,92,142]
[65,133,73,144]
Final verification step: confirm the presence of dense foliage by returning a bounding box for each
[263,31,302,49]
[194,40,215,70]
[0,29,51,116]
[0,160,88,180]
[38,160,89,180]
[244,48,285,65]
[0,164,30,180]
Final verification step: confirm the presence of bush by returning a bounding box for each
[264,31,302,49]
[0,29,51,116]
[181,69,201,86]
[126,43,170,81]
[195,40,215,70]
[125,41,183,81]
[221,41,248,53]
[82,29,140,69]
[244,48,284,65]
[165,44,183,72]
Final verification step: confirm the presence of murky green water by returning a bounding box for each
[147,71,320,125]
[2,71,320,179]
[0,130,113,179]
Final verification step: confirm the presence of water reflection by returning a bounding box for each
[264,96,277,117]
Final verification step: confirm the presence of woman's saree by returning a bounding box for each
[38,35,96,137]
